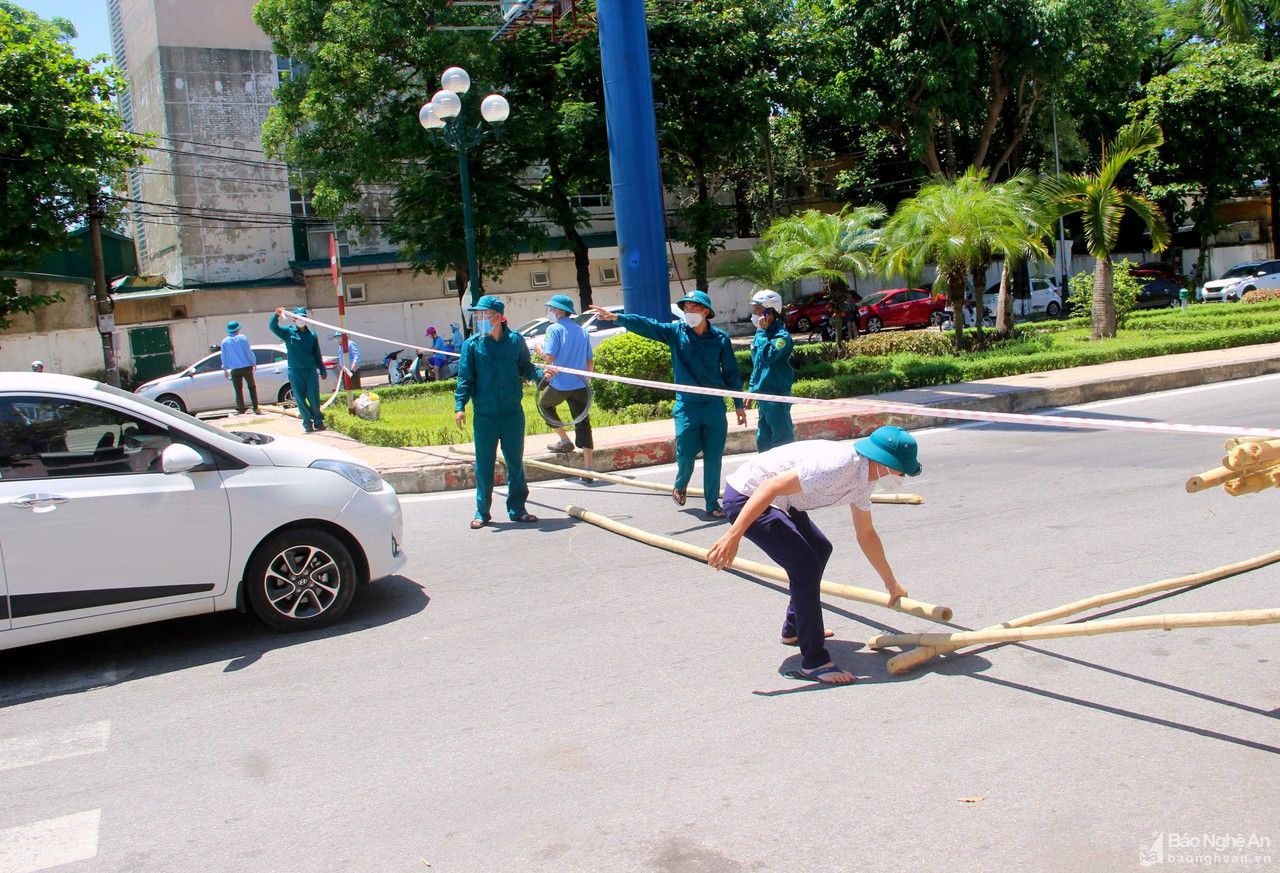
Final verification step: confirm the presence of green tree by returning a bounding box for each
[1039,120,1171,339]
[712,242,809,296]
[1133,45,1280,280]
[647,0,787,289]
[255,0,605,308]
[0,5,145,325]
[766,206,884,344]
[877,169,1048,346]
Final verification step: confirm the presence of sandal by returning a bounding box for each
[782,629,836,646]
[546,440,574,453]
[708,508,726,519]
[513,513,538,523]
[470,518,488,530]
[672,488,687,507]
[797,663,856,685]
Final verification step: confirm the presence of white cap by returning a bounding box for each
[750,289,783,313]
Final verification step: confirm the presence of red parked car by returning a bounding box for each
[782,293,835,333]
[1129,261,1187,285]
[855,288,948,332]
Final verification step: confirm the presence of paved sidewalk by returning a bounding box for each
[211,342,1280,494]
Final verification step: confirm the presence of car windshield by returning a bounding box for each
[860,292,889,306]
[1222,264,1260,279]
[95,383,249,443]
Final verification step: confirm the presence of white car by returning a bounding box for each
[0,373,405,651]
[1197,260,1280,302]
[982,277,1064,318]
[134,344,339,415]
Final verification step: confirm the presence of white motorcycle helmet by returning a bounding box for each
[750,289,783,315]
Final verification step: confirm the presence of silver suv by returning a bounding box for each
[1197,260,1280,302]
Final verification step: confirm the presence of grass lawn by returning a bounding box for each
[324,302,1280,447]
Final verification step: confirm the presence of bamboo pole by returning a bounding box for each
[870,546,1280,673]
[565,504,952,622]
[869,607,1280,649]
[452,449,924,505]
[1225,472,1276,496]
[1187,466,1239,493]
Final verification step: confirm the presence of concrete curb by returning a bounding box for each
[376,355,1280,495]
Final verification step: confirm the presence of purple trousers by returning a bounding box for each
[722,485,834,669]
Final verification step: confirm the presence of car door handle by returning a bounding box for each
[10,493,69,512]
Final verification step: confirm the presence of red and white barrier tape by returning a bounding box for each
[284,311,1280,440]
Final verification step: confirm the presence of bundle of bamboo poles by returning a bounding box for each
[1187,436,1280,496]
[451,449,926,506]
[565,504,953,622]
[868,546,1280,674]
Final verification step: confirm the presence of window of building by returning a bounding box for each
[530,270,551,288]
[599,265,619,284]
[572,193,611,209]
[444,277,459,296]
[346,282,367,303]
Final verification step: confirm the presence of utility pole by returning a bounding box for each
[88,196,120,387]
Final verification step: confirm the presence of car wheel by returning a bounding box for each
[866,316,883,333]
[795,316,811,332]
[278,383,294,405]
[156,394,186,413]
[1046,301,1061,317]
[1168,297,1181,308]
[929,311,945,327]
[245,528,358,631]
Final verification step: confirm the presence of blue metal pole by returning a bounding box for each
[596,0,672,322]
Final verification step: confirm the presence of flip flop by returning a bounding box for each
[707,508,726,519]
[469,518,488,530]
[672,488,687,507]
[795,664,856,685]
[781,629,836,646]
[513,513,538,523]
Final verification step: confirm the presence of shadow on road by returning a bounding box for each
[0,574,429,709]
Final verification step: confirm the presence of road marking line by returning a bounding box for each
[0,721,111,773]
[0,810,101,873]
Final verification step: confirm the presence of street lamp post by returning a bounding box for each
[419,66,510,308]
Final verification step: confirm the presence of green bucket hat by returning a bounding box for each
[675,290,715,319]
[226,320,240,334]
[467,295,505,315]
[854,425,922,477]
[292,306,308,317]
[544,294,576,315]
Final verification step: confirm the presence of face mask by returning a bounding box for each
[682,311,705,328]
[750,313,765,328]
[545,309,561,322]
[872,470,903,493]
[474,319,493,335]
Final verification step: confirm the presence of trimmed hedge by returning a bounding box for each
[1243,288,1280,304]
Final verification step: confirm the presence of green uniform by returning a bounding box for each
[269,313,327,431]
[615,313,743,513]
[748,319,795,452]
[454,325,542,522]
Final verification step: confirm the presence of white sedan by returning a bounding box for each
[134,344,339,415]
[982,277,1064,318]
[0,373,405,650]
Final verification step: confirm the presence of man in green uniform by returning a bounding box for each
[746,289,795,452]
[454,295,542,529]
[587,291,746,518]
[270,306,328,433]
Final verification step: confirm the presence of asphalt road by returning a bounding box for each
[3,376,1279,873]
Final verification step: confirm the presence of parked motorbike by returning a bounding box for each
[383,349,425,385]
[816,311,858,342]
[941,304,995,331]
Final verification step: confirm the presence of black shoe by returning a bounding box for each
[314,424,327,432]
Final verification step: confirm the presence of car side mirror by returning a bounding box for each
[161,443,205,474]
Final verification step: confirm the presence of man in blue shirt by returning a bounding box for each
[454,295,543,529]
[746,289,795,452]
[537,294,595,477]
[220,320,260,414]
[270,307,328,432]
[588,290,746,517]
[330,332,361,389]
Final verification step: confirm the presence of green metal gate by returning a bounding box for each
[128,326,175,383]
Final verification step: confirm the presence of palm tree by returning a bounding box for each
[877,168,1048,347]
[765,206,885,343]
[1039,120,1171,339]
[712,241,810,296]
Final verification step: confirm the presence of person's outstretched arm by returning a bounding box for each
[851,505,908,606]
[588,305,678,345]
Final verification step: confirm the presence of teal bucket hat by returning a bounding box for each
[467,295,505,315]
[226,320,240,334]
[292,306,308,316]
[675,290,715,319]
[544,294,576,315]
[854,425,922,477]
